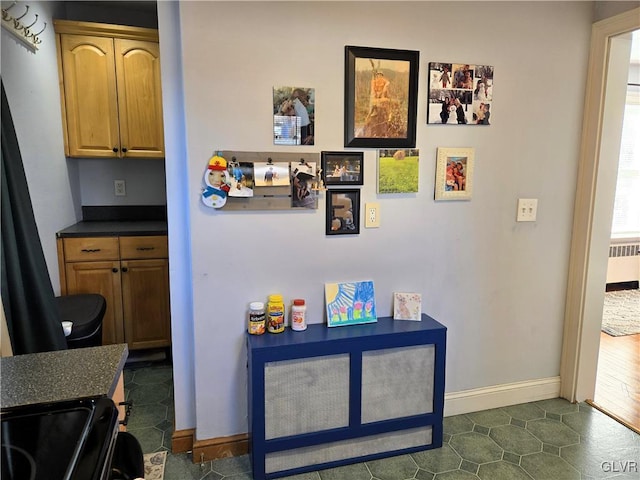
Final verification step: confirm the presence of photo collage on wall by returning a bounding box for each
[427,63,494,125]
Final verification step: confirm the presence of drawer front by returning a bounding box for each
[63,237,119,262]
[119,236,168,259]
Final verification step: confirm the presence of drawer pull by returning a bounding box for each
[118,400,133,426]
[136,246,155,251]
[81,248,102,253]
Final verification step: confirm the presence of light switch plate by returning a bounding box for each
[365,202,380,228]
[517,198,538,222]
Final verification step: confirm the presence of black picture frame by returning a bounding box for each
[321,151,364,186]
[326,189,360,235]
[344,45,419,148]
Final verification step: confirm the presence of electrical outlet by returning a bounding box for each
[114,180,126,196]
[516,198,538,222]
[365,202,380,228]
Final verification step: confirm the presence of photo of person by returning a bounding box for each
[227,161,255,197]
[273,86,315,146]
[253,162,290,187]
[290,161,316,208]
[321,152,363,185]
[353,57,411,139]
[445,157,467,192]
[427,62,494,126]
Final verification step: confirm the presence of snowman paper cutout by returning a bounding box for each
[202,154,231,208]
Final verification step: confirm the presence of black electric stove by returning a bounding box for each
[1,397,119,480]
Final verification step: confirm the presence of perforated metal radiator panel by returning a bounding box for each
[264,354,350,439]
[265,426,432,474]
[361,344,435,423]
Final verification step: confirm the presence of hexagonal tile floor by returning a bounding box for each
[125,365,640,480]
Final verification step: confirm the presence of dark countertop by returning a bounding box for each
[1,344,128,410]
[56,220,167,238]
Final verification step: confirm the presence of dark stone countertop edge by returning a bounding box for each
[56,220,168,238]
[1,344,129,411]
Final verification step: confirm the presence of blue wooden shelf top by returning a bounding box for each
[247,315,446,351]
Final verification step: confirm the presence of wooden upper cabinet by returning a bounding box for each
[114,39,164,158]
[60,35,120,158]
[55,20,164,159]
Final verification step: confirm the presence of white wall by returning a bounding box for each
[77,159,167,206]
[1,1,78,294]
[167,1,593,440]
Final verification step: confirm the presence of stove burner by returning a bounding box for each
[1,444,36,480]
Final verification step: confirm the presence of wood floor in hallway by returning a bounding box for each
[593,331,640,433]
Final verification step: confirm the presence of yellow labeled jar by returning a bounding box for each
[267,294,285,333]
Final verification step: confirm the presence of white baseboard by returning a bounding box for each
[444,376,561,417]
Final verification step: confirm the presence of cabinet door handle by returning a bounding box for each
[81,248,102,253]
[118,400,132,426]
[112,268,119,273]
[112,147,119,153]
[121,147,128,153]
[136,247,155,251]
[121,267,128,273]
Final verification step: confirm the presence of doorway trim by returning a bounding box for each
[560,7,640,403]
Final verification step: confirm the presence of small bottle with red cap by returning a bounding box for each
[291,299,307,331]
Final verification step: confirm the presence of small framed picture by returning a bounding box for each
[434,147,474,201]
[321,151,364,186]
[326,189,360,235]
[393,292,422,321]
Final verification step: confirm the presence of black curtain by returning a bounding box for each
[1,80,67,354]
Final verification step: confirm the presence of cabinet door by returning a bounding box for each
[60,34,121,158]
[121,259,171,350]
[114,39,165,158]
[65,260,124,345]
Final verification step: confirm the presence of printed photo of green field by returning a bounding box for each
[377,149,419,194]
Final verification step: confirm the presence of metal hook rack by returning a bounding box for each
[1,1,46,51]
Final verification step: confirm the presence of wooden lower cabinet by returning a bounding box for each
[65,260,124,344]
[121,259,170,350]
[58,235,171,350]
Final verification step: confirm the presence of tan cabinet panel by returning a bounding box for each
[60,34,120,158]
[114,39,164,158]
[64,260,124,345]
[63,237,120,262]
[121,259,171,350]
[119,236,168,260]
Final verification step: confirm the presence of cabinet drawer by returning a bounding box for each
[119,236,168,259]
[63,237,119,262]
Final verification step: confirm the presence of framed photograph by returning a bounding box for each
[326,189,360,235]
[427,62,494,125]
[344,45,419,148]
[434,147,474,201]
[321,151,363,186]
[325,280,377,327]
[393,293,422,321]
[377,149,419,194]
